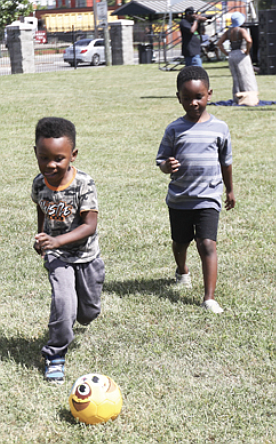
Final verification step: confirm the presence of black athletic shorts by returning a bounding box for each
[168,208,219,243]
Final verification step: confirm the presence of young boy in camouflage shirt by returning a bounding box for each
[32,117,105,384]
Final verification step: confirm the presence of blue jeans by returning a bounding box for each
[185,54,202,66]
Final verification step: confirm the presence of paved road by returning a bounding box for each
[0,52,137,76]
[0,49,180,76]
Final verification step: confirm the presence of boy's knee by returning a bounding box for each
[173,240,190,253]
[197,238,216,257]
[77,306,101,326]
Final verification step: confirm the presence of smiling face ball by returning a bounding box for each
[69,374,123,425]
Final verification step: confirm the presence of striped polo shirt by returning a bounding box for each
[156,114,232,212]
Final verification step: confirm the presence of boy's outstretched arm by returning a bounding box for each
[221,165,236,210]
[34,210,97,258]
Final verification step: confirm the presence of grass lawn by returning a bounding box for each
[0,62,276,443]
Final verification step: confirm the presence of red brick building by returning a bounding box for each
[53,0,121,7]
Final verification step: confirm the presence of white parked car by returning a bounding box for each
[63,38,106,67]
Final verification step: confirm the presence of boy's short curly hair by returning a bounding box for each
[177,66,210,92]
[35,117,76,150]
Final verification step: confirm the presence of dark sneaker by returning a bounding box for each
[44,355,65,384]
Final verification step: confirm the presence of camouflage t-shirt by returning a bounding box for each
[32,166,100,264]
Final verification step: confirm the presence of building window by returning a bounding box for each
[66,0,71,6]
[76,0,87,6]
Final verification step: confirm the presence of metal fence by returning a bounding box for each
[0,24,173,76]
[0,40,74,76]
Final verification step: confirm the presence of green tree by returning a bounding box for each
[0,0,33,32]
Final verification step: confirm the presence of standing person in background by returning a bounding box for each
[144,25,155,62]
[180,7,207,66]
[217,12,258,104]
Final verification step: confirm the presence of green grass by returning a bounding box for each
[0,62,276,443]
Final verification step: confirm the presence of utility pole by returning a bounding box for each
[103,1,111,66]
[104,25,111,66]
[93,0,98,38]
[98,1,111,66]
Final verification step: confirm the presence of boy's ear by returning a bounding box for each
[34,146,37,157]
[71,149,78,162]
[176,92,181,103]
[208,89,213,101]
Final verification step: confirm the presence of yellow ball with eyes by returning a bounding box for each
[69,374,123,425]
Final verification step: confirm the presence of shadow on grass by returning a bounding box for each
[58,408,78,424]
[0,329,82,370]
[0,333,48,369]
[103,278,200,306]
[140,96,177,99]
[203,66,230,71]
[246,107,276,111]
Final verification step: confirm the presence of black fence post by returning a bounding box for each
[72,25,77,69]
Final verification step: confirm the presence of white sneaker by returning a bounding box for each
[175,270,192,288]
[201,300,224,314]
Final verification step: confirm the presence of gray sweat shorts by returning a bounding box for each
[42,254,105,358]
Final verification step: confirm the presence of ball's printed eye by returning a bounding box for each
[76,383,91,399]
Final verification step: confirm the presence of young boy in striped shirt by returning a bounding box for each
[156,66,235,313]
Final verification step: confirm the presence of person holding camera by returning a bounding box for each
[180,7,207,66]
